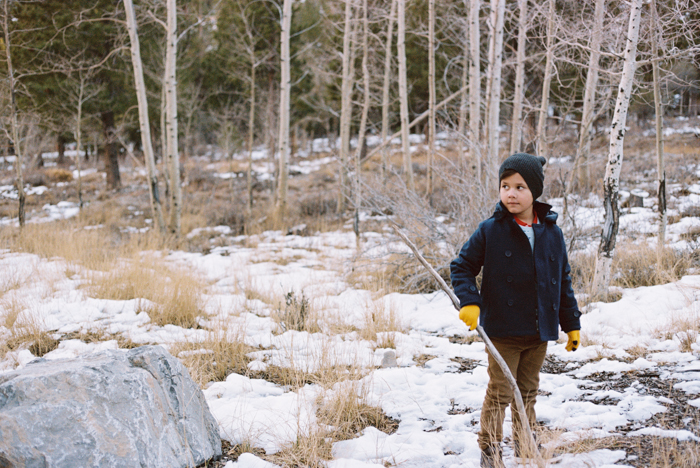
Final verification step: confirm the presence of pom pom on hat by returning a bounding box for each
[498,153,547,200]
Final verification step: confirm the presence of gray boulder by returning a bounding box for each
[0,345,221,468]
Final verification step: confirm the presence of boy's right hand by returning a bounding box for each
[459,305,480,330]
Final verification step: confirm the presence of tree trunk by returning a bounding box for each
[354,0,370,244]
[3,0,25,227]
[458,6,468,157]
[338,0,354,213]
[160,82,170,203]
[485,0,505,193]
[124,0,166,233]
[651,0,666,261]
[165,0,181,236]
[567,0,604,197]
[102,111,121,190]
[275,0,292,221]
[57,134,66,166]
[397,0,413,190]
[591,0,642,298]
[75,76,84,209]
[469,0,481,178]
[380,0,396,180]
[247,58,256,215]
[265,72,277,202]
[536,0,555,159]
[509,0,528,155]
[427,0,436,202]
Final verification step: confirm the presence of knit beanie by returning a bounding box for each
[498,153,547,200]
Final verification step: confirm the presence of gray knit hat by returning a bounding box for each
[498,153,547,200]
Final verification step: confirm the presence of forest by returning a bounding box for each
[1,1,700,466]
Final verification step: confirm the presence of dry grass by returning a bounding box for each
[570,241,695,306]
[358,297,404,345]
[272,290,320,334]
[0,298,59,359]
[85,257,207,329]
[654,315,700,352]
[173,324,253,386]
[265,382,398,468]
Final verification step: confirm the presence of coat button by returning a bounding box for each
[552,304,556,310]
[505,250,512,257]
[469,285,477,292]
[551,278,557,284]
[507,276,513,282]
[550,255,555,261]
[508,300,514,306]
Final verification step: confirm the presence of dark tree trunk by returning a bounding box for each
[101,111,121,189]
[57,134,66,165]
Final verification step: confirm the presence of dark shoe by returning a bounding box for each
[480,445,503,468]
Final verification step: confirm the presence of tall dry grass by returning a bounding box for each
[0,297,58,359]
[570,241,696,305]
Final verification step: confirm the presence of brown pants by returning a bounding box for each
[478,335,548,451]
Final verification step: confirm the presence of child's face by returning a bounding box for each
[499,172,534,219]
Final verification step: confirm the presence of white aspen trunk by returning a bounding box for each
[485,0,505,193]
[569,0,604,196]
[458,17,468,156]
[124,0,166,234]
[247,58,256,215]
[427,0,436,201]
[3,0,24,227]
[397,0,414,190]
[338,0,354,213]
[591,0,642,298]
[165,0,181,236]
[469,0,481,178]
[509,0,528,155]
[536,0,555,159]
[75,75,84,209]
[160,83,169,203]
[354,0,370,244]
[651,0,666,259]
[275,0,292,220]
[380,0,396,179]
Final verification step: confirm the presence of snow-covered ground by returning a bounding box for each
[1,118,700,466]
[1,212,700,467]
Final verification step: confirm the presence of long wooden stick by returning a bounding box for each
[392,225,544,466]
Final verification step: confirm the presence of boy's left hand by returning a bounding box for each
[565,330,580,352]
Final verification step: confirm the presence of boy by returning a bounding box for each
[450,153,581,467]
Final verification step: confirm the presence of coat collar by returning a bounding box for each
[493,200,558,224]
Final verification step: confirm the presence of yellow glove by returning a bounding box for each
[459,305,480,331]
[565,330,580,352]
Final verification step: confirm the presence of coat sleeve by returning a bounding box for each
[450,223,486,309]
[557,229,581,333]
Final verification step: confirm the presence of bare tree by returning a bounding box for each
[427,0,436,202]
[468,0,481,177]
[397,0,413,190]
[164,0,181,235]
[651,0,666,262]
[275,0,292,221]
[2,0,25,226]
[535,0,555,159]
[568,0,605,195]
[592,0,643,298]
[354,0,370,243]
[380,0,396,180]
[509,0,528,155]
[124,0,166,234]
[338,0,355,213]
[484,0,505,192]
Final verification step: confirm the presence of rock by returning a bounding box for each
[0,345,221,468]
[380,349,398,368]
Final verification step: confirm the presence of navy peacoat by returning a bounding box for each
[450,201,581,341]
